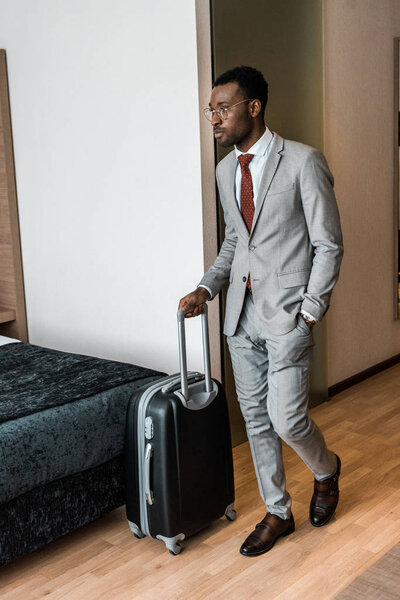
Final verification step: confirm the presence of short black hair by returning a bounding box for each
[213,66,269,118]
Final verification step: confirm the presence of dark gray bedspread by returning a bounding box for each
[0,342,162,423]
[0,378,161,504]
[0,342,166,504]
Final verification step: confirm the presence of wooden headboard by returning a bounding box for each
[0,50,28,341]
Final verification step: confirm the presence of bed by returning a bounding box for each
[0,335,166,566]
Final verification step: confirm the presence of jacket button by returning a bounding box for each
[249,245,256,251]
[242,276,246,282]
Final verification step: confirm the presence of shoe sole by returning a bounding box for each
[239,523,295,557]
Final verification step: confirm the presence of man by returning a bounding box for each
[178,66,343,557]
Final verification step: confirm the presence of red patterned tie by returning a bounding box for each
[238,153,255,291]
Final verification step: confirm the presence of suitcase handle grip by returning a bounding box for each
[177,304,212,401]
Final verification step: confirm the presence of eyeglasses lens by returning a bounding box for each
[203,107,229,121]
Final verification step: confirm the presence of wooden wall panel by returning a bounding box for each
[0,49,27,340]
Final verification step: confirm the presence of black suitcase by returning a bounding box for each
[125,304,236,554]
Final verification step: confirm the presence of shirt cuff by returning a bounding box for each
[197,285,212,300]
[300,309,318,323]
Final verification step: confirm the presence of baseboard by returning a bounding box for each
[328,353,400,398]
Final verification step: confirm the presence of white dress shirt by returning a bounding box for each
[234,125,274,207]
[198,126,317,324]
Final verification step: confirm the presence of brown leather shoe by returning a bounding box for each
[239,512,295,557]
[309,453,341,527]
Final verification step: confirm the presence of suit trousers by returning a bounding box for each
[226,288,337,520]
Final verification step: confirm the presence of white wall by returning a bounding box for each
[0,0,207,374]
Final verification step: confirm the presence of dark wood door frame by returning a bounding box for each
[195,0,222,383]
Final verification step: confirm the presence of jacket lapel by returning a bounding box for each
[250,132,283,237]
[217,132,284,239]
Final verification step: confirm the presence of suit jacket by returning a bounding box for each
[198,132,344,336]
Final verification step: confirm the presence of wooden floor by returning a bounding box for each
[2,364,400,600]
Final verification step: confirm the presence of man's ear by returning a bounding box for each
[249,99,262,118]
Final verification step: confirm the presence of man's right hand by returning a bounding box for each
[178,287,210,318]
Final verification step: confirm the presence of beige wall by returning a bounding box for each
[324,0,400,385]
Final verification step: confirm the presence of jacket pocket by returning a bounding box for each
[268,182,295,195]
[277,268,310,288]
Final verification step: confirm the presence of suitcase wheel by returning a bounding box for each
[169,542,183,556]
[128,521,145,538]
[156,533,185,555]
[225,504,237,522]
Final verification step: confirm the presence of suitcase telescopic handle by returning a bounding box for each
[177,303,212,401]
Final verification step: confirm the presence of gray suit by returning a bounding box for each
[199,132,343,336]
[198,132,343,519]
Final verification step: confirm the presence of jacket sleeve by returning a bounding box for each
[299,150,344,321]
[197,171,238,300]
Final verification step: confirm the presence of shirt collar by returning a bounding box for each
[234,125,273,159]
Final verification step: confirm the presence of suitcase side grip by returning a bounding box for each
[145,443,154,505]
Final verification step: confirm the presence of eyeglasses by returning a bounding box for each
[203,98,253,122]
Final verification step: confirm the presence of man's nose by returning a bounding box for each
[211,111,222,127]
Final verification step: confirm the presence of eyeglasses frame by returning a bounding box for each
[203,98,253,122]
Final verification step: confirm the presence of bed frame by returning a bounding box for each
[0,455,125,567]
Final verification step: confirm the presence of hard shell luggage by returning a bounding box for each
[125,304,236,555]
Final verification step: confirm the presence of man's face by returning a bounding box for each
[209,82,253,148]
